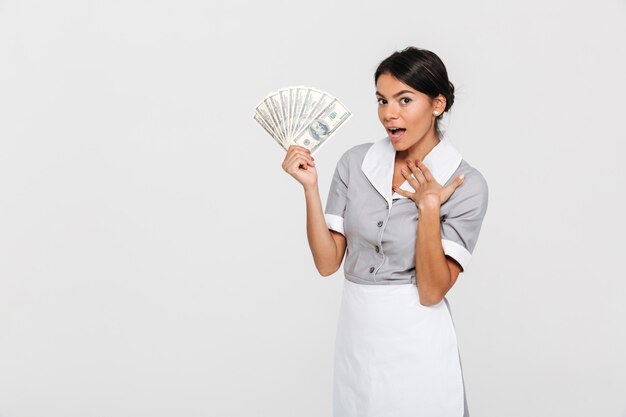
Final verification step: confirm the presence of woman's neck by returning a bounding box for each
[395,132,440,162]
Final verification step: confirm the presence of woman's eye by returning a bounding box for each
[400,97,411,104]
[377,98,386,105]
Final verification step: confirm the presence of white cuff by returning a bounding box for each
[442,239,472,271]
[325,214,345,236]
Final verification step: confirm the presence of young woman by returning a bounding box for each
[281,46,488,417]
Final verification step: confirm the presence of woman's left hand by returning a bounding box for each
[393,159,465,208]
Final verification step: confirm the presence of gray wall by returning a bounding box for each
[1,0,625,416]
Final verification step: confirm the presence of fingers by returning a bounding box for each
[286,145,311,154]
[400,160,425,190]
[285,154,315,172]
[447,174,465,190]
[441,174,465,204]
[285,145,313,163]
[406,159,427,184]
[414,159,435,182]
[392,185,412,199]
[282,146,315,173]
[400,167,420,190]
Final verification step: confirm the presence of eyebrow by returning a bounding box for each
[375,90,416,98]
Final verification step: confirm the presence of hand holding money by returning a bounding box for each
[253,86,352,156]
[281,145,317,189]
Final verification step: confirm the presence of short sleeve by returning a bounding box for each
[324,152,350,236]
[440,171,489,272]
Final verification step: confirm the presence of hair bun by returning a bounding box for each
[445,81,455,112]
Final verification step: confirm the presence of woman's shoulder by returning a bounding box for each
[329,142,374,182]
[446,159,489,205]
[337,142,373,172]
[456,160,487,184]
[336,142,374,168]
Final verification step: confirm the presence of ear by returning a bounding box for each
[433,94,446,114]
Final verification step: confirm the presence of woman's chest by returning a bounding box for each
[343,176,419,247]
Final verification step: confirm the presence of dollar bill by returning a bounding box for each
[253,112,286,151]
[292,90,333,140]
[267,94,287,144]
[278,89,291,141]
[292,98,351,155]
[253,86,352,155]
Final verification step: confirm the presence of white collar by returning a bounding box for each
[361,135,463,205]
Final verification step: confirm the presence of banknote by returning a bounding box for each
[253,86,351,154]
[292,90,332,141]
[256,100,285,146]
[292,99,351,155]
[253,112,286,151]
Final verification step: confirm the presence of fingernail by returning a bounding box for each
[459,174,465,181]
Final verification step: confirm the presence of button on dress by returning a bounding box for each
[324,135,488,417]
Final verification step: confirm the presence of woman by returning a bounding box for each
[281,46,488,417]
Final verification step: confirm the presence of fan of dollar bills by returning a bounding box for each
[253,86,352,155]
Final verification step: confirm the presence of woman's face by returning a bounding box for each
[375,72,443,151]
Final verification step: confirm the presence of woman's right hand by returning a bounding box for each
[282,145,317,189]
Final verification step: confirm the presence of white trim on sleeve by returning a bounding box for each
[442,239,472,271]
[325,214,345,236]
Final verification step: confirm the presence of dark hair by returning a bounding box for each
[375,47,455,137]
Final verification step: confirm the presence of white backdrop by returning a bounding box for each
[1,0,625,416]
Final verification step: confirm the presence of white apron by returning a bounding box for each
[333,278,466,417]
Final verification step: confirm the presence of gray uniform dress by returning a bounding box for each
[325,135,488,417]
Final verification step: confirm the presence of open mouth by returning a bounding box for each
[388,127,406,140]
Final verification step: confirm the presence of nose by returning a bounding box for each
[383,103,399,121]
